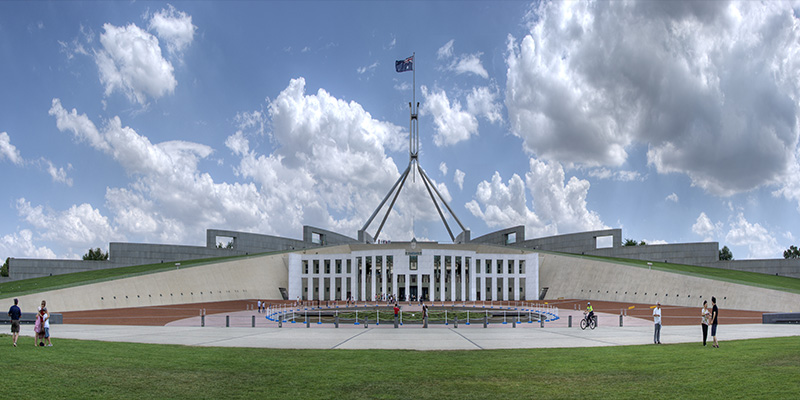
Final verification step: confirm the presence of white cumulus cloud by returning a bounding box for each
[692,212,720,242]
[147,4,196,57]
[0,132,23,165]
[95,22,177,105]
[507,1,800,196]
[466,158,606,238]
[725,213,783,259]
[421,86,478,147]
[437,39,489,78]
[454,169,465,190]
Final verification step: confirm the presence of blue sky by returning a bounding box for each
[2,1,800,261]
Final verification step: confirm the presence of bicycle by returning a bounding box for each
[580,312,596,330]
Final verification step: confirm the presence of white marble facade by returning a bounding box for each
[288,247,538,302]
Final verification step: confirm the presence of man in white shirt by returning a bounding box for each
[653,302,662,344]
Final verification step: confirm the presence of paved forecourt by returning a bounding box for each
[14,322,800,350]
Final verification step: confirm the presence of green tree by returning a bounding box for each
[216,241,234,249]
[784,245,800,259]
[719,246,733,261]
[83,248,109,261]
[1,257,8,277]
[623,239,638,246]
[639,240,647,246]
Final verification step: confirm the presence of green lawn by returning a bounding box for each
[3,335,798,399]
[0,252,273,300]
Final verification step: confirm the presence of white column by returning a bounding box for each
[318,262,324,301]
[450,256,457,302]
[329,262,335,301]
[369,256,376,301]
[513,259,520,301]
[360,258,366,301]
[460,256,466,302]
[405,273,410,301]
[381,257,387,300]
[439,258,445,302]
[392,264,398,300]
[469,258,476,301]
[350,258,356,301]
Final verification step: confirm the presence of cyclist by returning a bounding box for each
[585,302,594,326]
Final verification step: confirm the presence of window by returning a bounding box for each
[519,260,525,274]
[497,259,503,274]
[313,260,319,274]
[410,255,418,270]
[505,232,516,244]
[336,260,342,274]
[508,260,514,274]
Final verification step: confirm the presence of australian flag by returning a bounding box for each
[395,56,413,73]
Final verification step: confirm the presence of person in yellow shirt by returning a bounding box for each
[586,302,594,325]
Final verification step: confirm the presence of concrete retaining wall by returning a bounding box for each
[539,253,800,312]
[517,229,623,253]
[586,242,720,266]
[206,229,309,253]
[3,253,289,314]
[9,259,120,281]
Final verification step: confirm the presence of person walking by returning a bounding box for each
[653,302,662,344]
[710,296,720,348]
[701,300,711,346]
[8,298,21,347]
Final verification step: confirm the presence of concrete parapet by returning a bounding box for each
[303,226,359,246]
[586,242,720,265]
[516,229,622,253]
[206,229,308,253]
[470,226,525,246]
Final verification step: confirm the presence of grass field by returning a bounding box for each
[3,335,798,399]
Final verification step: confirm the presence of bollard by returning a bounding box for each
[252,315,256,327]
[483,315,488,328]
[512,319,516,328]
[201,315,205,327]
[306,319,310,328]
[364,318,368,328]
[278,319,282,328]
[394,315,398,328]
[226,315,230,327]
[423,316,428,329]
[540,318,544,328]
[335,315,339,328]
[454,316,458,328]
[568,315,572,328]
[620,314,623,327]
[594,315,598,327]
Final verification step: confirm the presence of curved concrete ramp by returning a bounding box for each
[539,253,800,312]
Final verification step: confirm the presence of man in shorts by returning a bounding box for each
[8,298,21,347]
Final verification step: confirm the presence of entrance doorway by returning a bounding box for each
[410,285,418,301]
